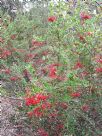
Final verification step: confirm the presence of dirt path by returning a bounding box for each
[0,96,18,136]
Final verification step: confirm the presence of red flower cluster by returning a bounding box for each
[25,93,51,117]
[80,12,91,20]
[25,96,40,106]
[78,35,85,42]
[48,63,62,79]
[10,76,20,81]
[10,34,17,40]
[1,69,11,74]
[85,32,93,36]
[35,93,48,101]
[48,66,57,79]
[96,57,102,63]
[28,102,51,118]
[96,59,102,63]
[48,16,57,22]
[80,71,88,78]
[37,128,49,136]
[0,37,4,43]
[74,61,83,69]
[70,92,81,98]
[95,67,102,73]
[31,39,46,47]
[81,104,90,112]
[25,93,48,106]
[33,107,43,117]
[1,49,11,59]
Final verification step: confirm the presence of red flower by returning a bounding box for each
[74,61,83,69]
[42,51,49,56]
[85,32,93,36]
[80,12,91,20]
[48,66,57,79]
[37,128,49,136]
[25,96,40,106]
[35,93,48,101]
[56,124,64,130]
[70,92,81,98]
[27,111,33,117]
[31,39,46,46]
[80,71,88,78]
[95,67,102,73]
[33,107,43,117]
[96,59,102,63]
[48,63,61,68]
[10,34,17,40]
[1,50,11,59]
[41,102,51,109]
[10,76,20,81]
[4,69,11,74]
[0,37,4,43]
[79,35,85,41]
[81,104,90,112]
[26,53,34,59]
[48,16,57,22]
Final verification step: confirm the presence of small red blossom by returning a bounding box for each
[81,104,90,112]
[4,69,11,74]
[56,124,64,130]
[31,39,46,46]
[10,34,17,40]
[95,67,102,73]
[48,16,57,22]
[10,76,20,81]
[74,61,83,69]
[48,66,57,79]
[26,53,34,59]
[79,35,85,42]
[80,12,91,20]
[33,107,43,117]
[60,102,68,110]
[48,63,61,68]
[96,59,102,63]
[35,93,48,101]
[1,50,11,59]
[42,51,49,56]
[85,32,93,36]
[37,128,49,136]
[27,111,33,117]
[70,92,81,98]
[0,37,4,43]
[41,102,51,109]
[25,96,40,106]
[80,71,88,78]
